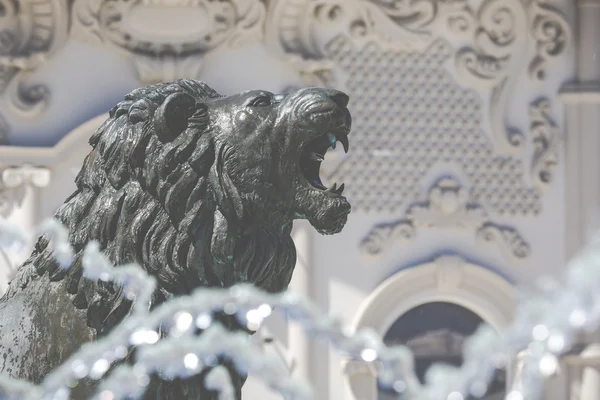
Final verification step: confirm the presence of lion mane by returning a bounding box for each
[0,80,302,398]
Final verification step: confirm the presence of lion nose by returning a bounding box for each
[325,89,349,108]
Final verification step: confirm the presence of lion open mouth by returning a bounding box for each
[299,128,349,195]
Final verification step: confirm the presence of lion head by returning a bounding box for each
[5,80,353,332]
[198,86,352,236]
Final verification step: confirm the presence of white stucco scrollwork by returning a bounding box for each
[408,178,487,229]
[0,0,68,123]
[268,1,569,214]
[360,177,531,263]
[529,98,560,187]
[266,0,432,86]
[453,0,530,152]
[476,224,531,262]
[528,0,570,82]
[72,0,266,83]
[268,0,570,155]
[343,256,517,400]
[359,220,415,256]
[451,0,566,153]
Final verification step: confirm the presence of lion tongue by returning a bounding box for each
[337,132,349,153]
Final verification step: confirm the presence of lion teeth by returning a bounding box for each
[337,133,349,153]
[326,132,337,149]
[325,183,345,195]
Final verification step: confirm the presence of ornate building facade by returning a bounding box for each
[0,0,597,398]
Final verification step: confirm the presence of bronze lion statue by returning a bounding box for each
[0,79,352,398]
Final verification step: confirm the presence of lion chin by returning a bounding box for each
[0,79,353,400]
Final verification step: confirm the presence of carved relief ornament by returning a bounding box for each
[360,177,530,264]
[0,0,69,133]
[267,0,570,155]
[529,98,559,186]
[71,0,267,83]
[0,165,51,218]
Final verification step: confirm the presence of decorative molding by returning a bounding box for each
[560,81,600,104]
[4,75,52,118]
[360,177,531,264]
[528,0,570,81]
[435,254,465,291]
[269,0,433,57]
[345,256,516,400]
[407,179,487,229]
[2,165,51,188]
[359,220,415,256]
[529,98,559,187]
[269,0,570,154]
[452,0,531,152]
[476,224,531,262]
[0,0,68,119]
[72,0,266,83]
[0,165,51,218]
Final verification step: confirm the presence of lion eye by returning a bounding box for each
[248,95,272,107]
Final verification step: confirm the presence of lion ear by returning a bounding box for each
[154,92,196,142]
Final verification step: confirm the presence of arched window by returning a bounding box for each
[344,256,516,400]
[378,302,506,400]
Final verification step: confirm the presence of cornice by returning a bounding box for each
[560,81,600,103]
